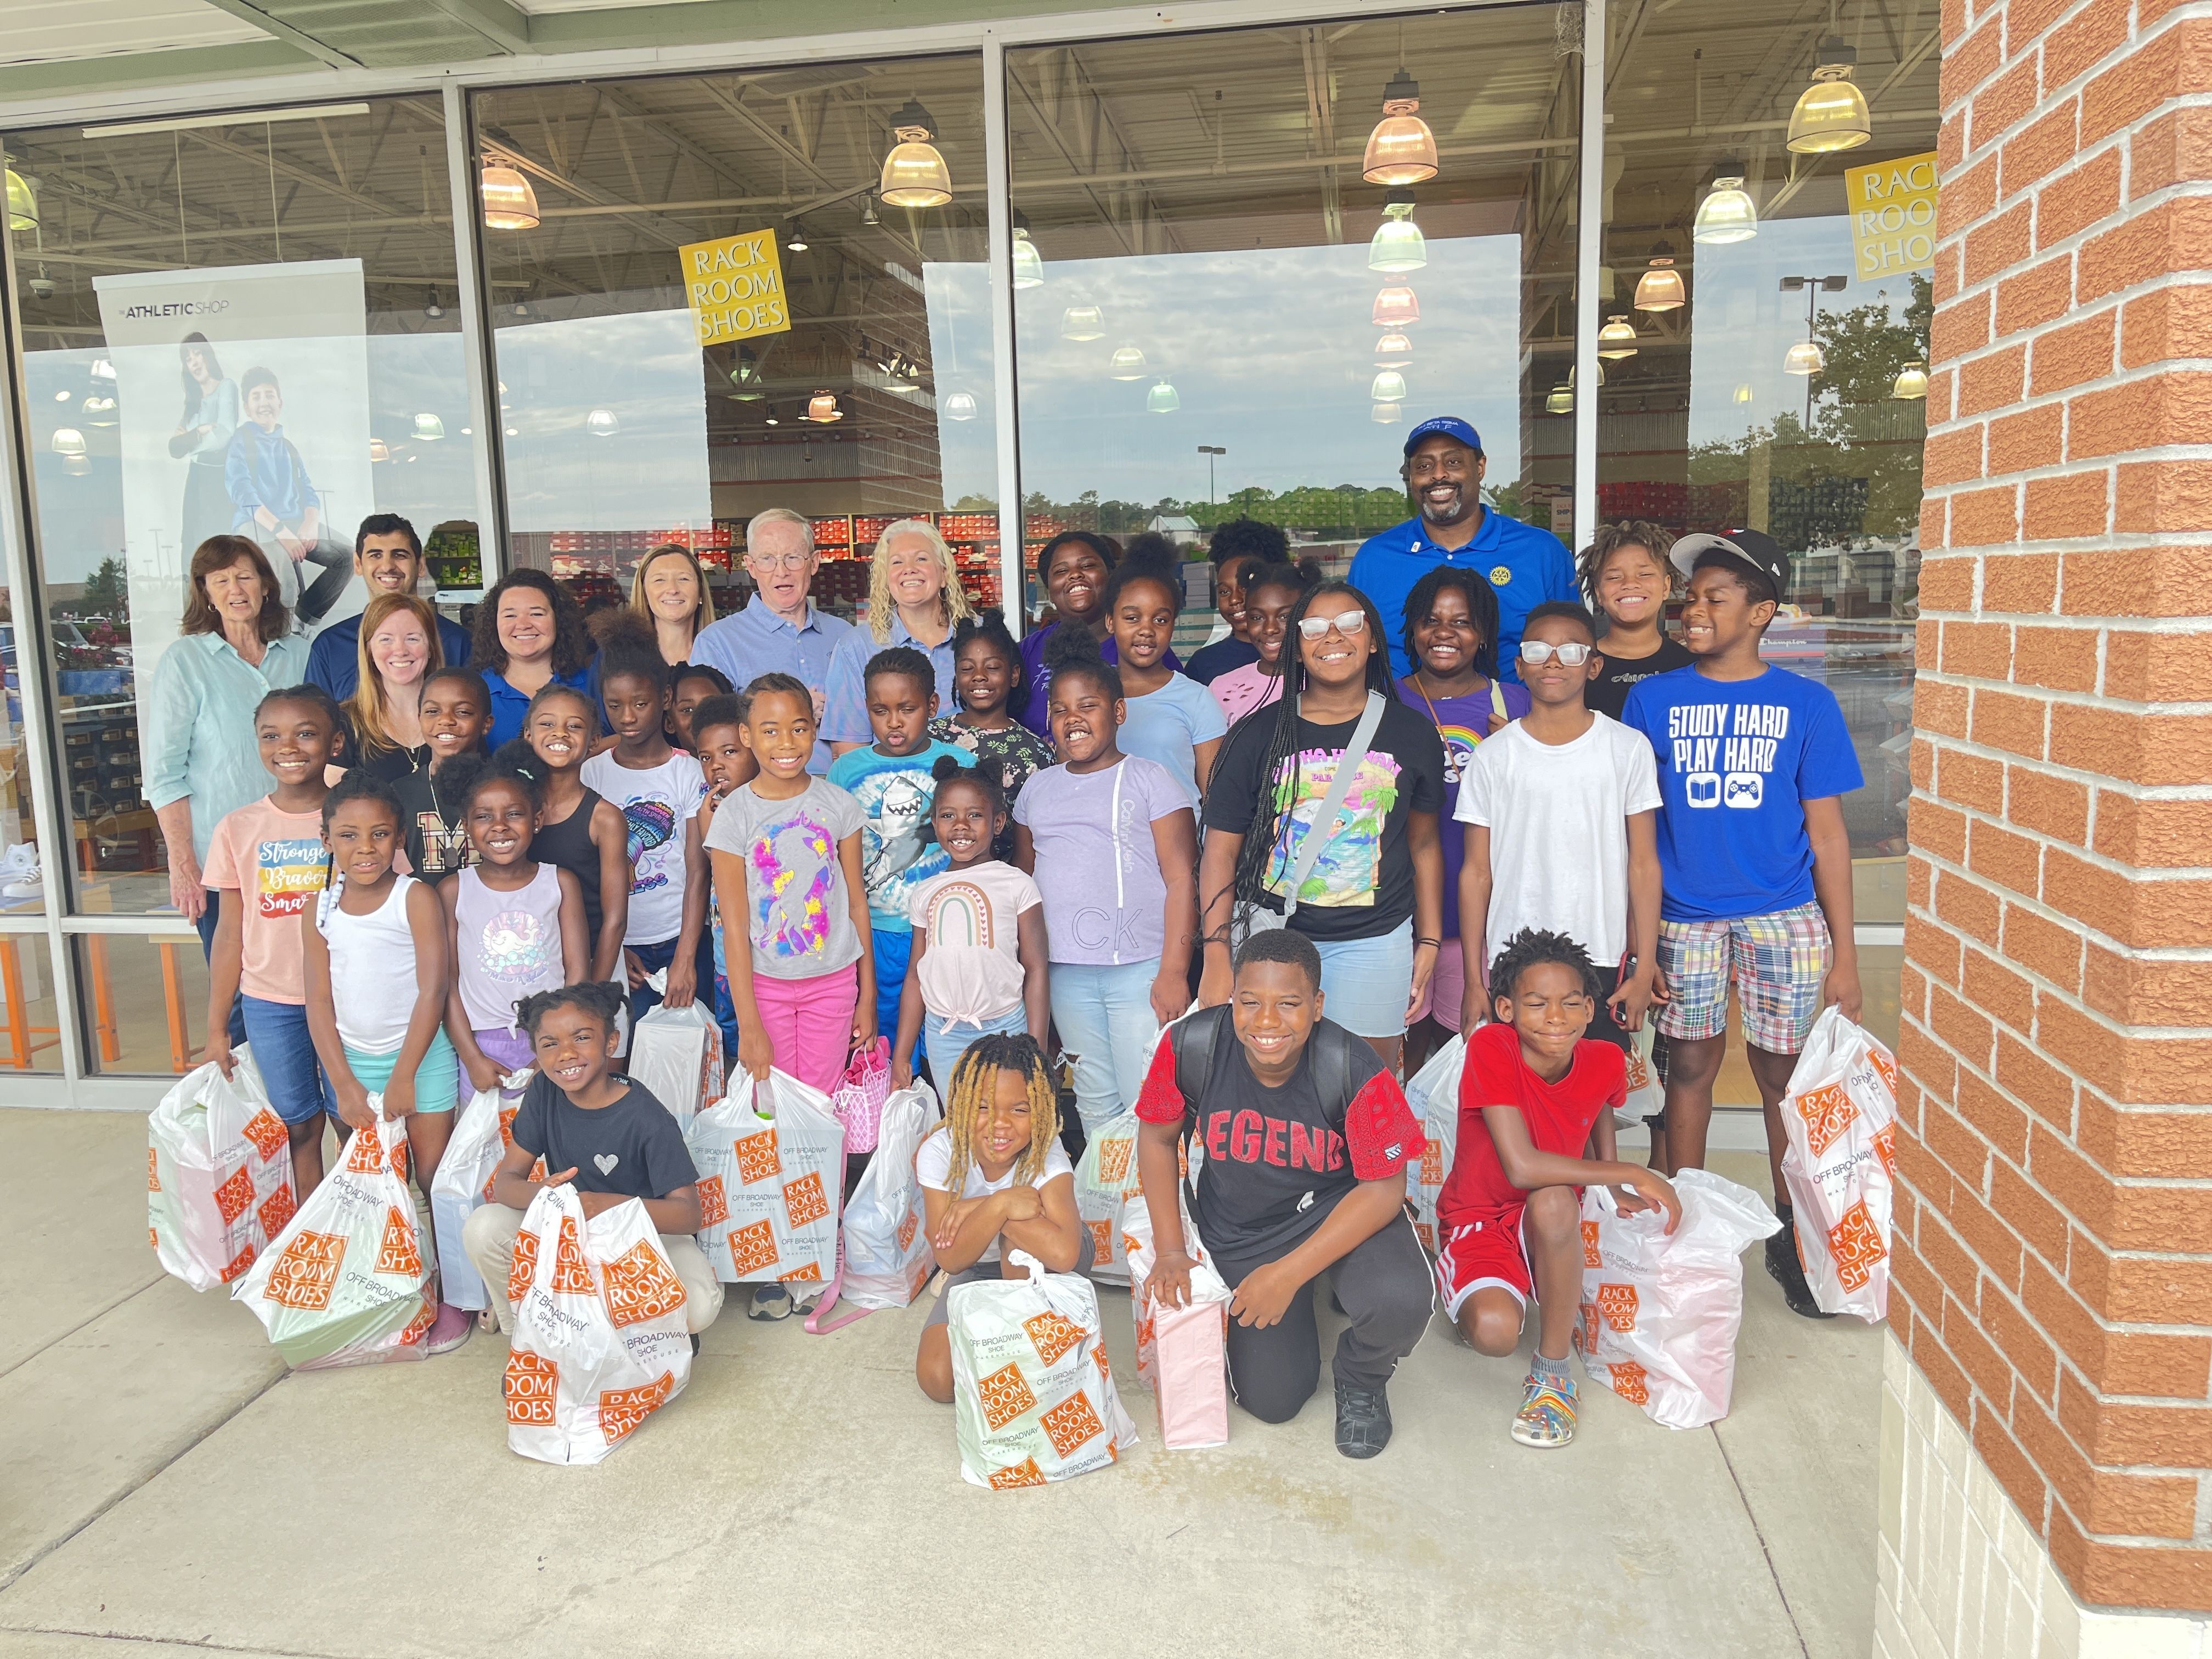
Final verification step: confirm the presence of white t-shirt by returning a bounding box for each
[908,860,1042,1024]
[915,1129,1074,1261]
[1454,713,1663,970]
[581,749,708,946]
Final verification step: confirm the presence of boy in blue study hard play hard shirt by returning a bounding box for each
[1347,415,1578,683]
[1618,527,1863,1320]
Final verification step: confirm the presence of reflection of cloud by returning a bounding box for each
[922,263,998,507]
[367,334,484,534]
[495,309,712,532]
[1001,236,1522,505]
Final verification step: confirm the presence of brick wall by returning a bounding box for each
[1905,0,2212,1614]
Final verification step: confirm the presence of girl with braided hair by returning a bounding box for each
[1198,580,1448,1068]
[913,1034,1088,1403]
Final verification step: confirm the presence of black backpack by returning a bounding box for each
[1166,1003,1365,1154]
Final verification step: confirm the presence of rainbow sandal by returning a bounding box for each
[1512,1370,1578,1448]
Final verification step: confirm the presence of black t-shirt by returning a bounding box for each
[1133,1009,1423,1261]
[1203,694,1447,942]
[351,740,428,787]
[392,765,477,885]
[510,1074,698,1200]
[1186,636,1259,686]
[1587,637,1695,720]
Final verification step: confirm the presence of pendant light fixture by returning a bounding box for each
[1693,163,1759,244]
[585,408,619,436]
[82,396,117,426]
[764,407,781,427]
[52,428,88,474]
[1372,402,1403,425]
[785,222,810,253]
[1544,385,1573,415]
[1783,338,1826,375]
[879,99,953,208]
[1362,69,1439,187]
[1370,370,1408,403]
[1892,361,1929,399]
[729,346,764,400]
[369,438,390,463]
[1060,306,1104,341]
[1367,191,1427,273]
[1787,38,1872,154]
[805,391,844,424]
[1567,362,1604,388]
[1011,218,1045,289]
[479,161,539,231]
[860,196,881,226]
[1374,332,1414,368]
[1634,242,1686,312]
[943,390,979,421]
[425,289,445,320]
[4,163,35,233]
[1372,286,1420,328]
[1597,315,1639,359]
[1108,345,1148,381]
[1734,382,1755,405]
[1146,380,1181,415]
[89,357,116,382]
[412,413,445,441]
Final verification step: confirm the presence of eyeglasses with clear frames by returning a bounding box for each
[747,550,813,571]
[1296,611,1368,641]
[1517,640,1594,667]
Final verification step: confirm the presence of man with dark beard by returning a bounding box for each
[1348,416,1577,684]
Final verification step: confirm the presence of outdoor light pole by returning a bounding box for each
[1198,444,1226,505]
[1780,274,1849,428]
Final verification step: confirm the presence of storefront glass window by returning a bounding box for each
[469,58,1000,625]
[1007,5,1581,604]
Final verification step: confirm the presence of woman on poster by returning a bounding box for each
[168,333,239,555]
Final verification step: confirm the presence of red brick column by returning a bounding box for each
[1905,0,2212,1613]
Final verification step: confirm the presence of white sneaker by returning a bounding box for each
[0,844,40,900]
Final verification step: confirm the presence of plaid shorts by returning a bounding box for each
[1655,902,1832,1054]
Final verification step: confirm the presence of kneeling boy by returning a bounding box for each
[1440,928,1678,1448]
[464,982,724,1335]
[1134,930,1434,1459]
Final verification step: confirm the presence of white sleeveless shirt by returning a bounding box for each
[315,875,424,1056]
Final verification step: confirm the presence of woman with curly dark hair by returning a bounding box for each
[471,567,595,749]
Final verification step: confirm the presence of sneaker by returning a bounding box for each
[425,1302,473,1356]
[1512,1369,1578,1448]
[1766,1222,1837,1320]
[748,1284,793,1321]
[0,843,40,901]
[1333,1381,1393,1459]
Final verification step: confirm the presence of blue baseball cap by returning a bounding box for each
[1402,415,1482,458]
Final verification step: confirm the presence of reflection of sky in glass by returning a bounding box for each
[496,309,711,533]
[366,334,484,534]
[920,262,998,507]
[1688,215,1916,448]
[1005,236,1523,505]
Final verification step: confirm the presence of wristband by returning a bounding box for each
[1414,936,1441,949]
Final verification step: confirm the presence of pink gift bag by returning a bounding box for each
[1124,1189,1233,1450]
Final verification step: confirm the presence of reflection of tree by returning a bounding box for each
[1019,482,1426,540]
[80,557,130,626]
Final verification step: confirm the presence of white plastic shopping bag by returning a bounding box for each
[428,1069,531,1312]
[949,1250,1139,1488]
[233,1103,433,1368]
[686,1069,843,1286]
[1778,1007,1900,1322]
[1620,1022,1665,1127]
[1402,1036,1464,1257]
[1073,1108,1144,1284]
[1122,1194,1233,1449]
[828,1084,937,1314]
[627,998,724,1135]
[1573,1168,1781,1429]
[147,1051,295,1291]
[504,1180,693,1465]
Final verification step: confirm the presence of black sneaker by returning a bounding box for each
[1765,1224,1836,1320]
[1334,1381,1393,1458]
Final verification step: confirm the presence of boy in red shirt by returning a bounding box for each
[1438,927,1679,1448]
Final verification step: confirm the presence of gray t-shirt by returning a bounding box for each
[703,776,866,981]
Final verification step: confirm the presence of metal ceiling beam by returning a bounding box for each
[194,0,365,70]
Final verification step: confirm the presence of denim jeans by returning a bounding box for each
[922,1003,1026,1096]
[195,890,247,1047]
[1047,958,1163,1133]
[241,994,335,1127]
[627,932,718,1026]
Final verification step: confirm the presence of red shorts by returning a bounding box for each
[1435,1207,1534,1317]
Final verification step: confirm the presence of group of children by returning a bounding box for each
[195,509,1864,1455]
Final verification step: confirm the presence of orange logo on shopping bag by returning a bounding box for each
[1594,1282,1639,1332]
[1872,1123,1898,1180]
[599,1370,676,1443]
[776,1261,823,1283]
[218,1243,256,1284]
[258,1182,295,1238]
[1135,1310,1156,1348]
[988,1457,1047,1489]
[1795,1081,1859,1158]
[148,1226,159,1254]
[396,1294,435,1346]
[1087,1218,1113,1263]
[1828,1198,1887,1291]
[977,1362,1037,1431]
[1024,1310,1087,1367]
[509,1226,540,1303]
[504,1350,558,1424]
[551,1217,595,1294]
[1419,1140,1443,1187]
[1041,1390,1105,1457]
[1578,1302,1600,1353]
[343,1121,385,1174]
[1414,1220,1435,1253]
[1625,1048,1651,1091]
[528,1155,546,1182]
[1610,1361,1650,1405]
[264,1229,345,1309]
[1096,1345,1113,1381]
[498,1103,520,1149]
[376,1206,422,1278]
[1096,1135,1134,1185]
[240,1107,287,1163]
[1870,1046,1897,1101]
[1580,1218,1601,1268]
[726,1219,780,1277]
[214,1164,255,1226]
[732,1128,781,1185]
[695,1175,729,1231]
[782,1170,829,1231]
[148,1148,161,1192]
[896,1210,919,1251]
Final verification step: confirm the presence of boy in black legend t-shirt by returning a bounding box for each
[1577,522,1695,720]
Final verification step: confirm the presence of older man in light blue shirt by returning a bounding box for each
[690,506,852,774]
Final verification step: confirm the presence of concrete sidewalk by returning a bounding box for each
[0,1107,1881,1659]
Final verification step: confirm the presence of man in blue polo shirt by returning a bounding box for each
[302,513,472,701]
[690,505,851,774]
[1348,416,1577,682]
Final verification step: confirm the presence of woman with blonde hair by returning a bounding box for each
[628,541,717,668]
[822,518,973,756]
[347,592,445,783]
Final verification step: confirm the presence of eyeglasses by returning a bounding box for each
[746,551,812,571]
[1517,640,1594,667]
[1296,611,1368,641]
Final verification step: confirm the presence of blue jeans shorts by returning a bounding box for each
[922,1003,1026,1095]
[1311,921,1414,1039]
[240,995,335,1128]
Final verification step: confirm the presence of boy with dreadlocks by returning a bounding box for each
[1439,927,1681,1449]
[914,1034,1086,1403]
